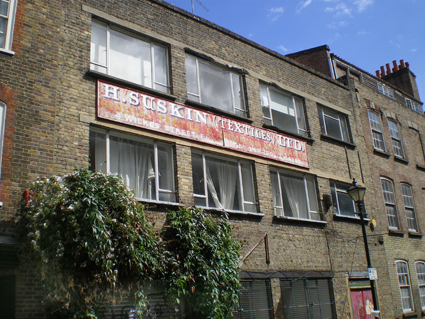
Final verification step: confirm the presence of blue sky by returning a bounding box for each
[166,0,425,104]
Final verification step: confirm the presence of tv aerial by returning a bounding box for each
[191,0,209,14]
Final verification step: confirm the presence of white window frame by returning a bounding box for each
[90,20,170,93]
[388,120,404,158]
[405,98,423,114]
[318,106,351,143]
[395,260,414,313]
[368,111,386,151]
[89,128,176,204]
[331,182,357,218]
[271,169,320,221]
[0,101,5,179]
[191,151,257,213]
[185,54,246,117]
[260,84,307,137]
[381,178,400,230]
[401,184,418,232]
[0,0,18,53]
[415,261,425,311]
[377,83,394,99]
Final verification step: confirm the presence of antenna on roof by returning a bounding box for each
[191,0,209,14]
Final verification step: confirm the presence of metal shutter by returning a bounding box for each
[232,279,274,319]
[280,278,337,319]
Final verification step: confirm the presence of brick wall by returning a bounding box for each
[0,0,413,317]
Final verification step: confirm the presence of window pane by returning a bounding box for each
[199,61,233,113]
[241,162,255,211]
[206,157,238,210]
[271,171,283,216]
[185,55,199,95]
[281,174,307,219]
[386,206,399,228]
[372,131,385,150]
[0,17,7,48]
[192,153,205,196]
[90,21,107,67]
[306,176,318,214]
[295,97,307,136]
[109,29,151,86]
[110,135,156,201]
[340,117,349,142]
[89,131,106,173]
[368,112,382,132]
[325,116,342,140]
[231,73,244,112]
[153,44,167,86]
[388,121,401,139]
[338,192,356,216]
[0,1,8,17]
[157,143,175,202]
[395,261,414,311]
[260,85,271,119]
[270,90,297,133]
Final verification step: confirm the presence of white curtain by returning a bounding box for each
[281,174,307,219]
[110,137,155,200]
[206,159,237,210]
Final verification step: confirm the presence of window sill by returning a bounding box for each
[408,231,422,238]
[273,215,327,225]
[138,199,182,211]
[184,99,253,124]
[86,70,178,101]
[320,134,356,149]
[394,156,409,164]
[402,311,418,318]
[196,206,264,217]
[262,124,314,144]
[388,228,405,236]
[416,164,425,171]
[333,213,369,222]
[0,48,15,56]
[373,148,391,158]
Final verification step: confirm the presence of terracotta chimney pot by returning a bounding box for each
[380,66,386,76]
[392,60,398,72]
[386,63,391,75]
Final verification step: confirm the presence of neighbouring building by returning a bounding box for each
[0,1,423,319]
[288,46,425,318]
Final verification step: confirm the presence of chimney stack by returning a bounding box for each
[376,59,420,100]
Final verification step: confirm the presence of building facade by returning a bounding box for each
[0,1,423,318]
[289,46,425,318]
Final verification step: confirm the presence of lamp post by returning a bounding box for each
[347,178,380,318]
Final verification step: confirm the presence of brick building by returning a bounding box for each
[288,46,425,318]
[0,1,423,318]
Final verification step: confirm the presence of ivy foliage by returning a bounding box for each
[162,207,241,319]
[20,169,161,318]
[20,169,241,319]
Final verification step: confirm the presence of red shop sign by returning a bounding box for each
[97,80,309,168]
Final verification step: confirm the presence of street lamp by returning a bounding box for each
[347,178,380,318]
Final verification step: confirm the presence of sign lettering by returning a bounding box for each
[97,80,309,168]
